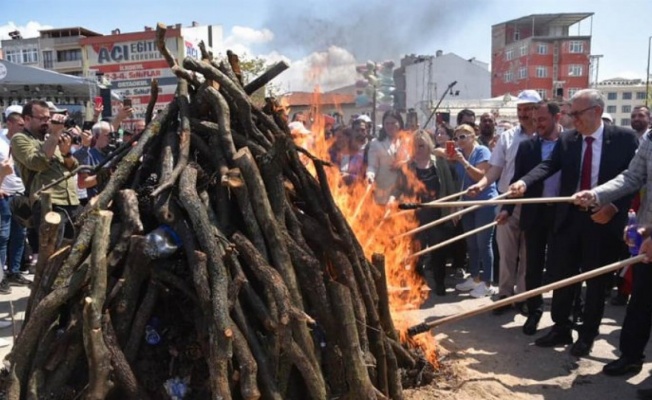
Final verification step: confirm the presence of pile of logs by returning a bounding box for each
[1,23,436,400]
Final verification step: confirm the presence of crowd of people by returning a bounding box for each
[0,99,143,347]
[297,89,652,389]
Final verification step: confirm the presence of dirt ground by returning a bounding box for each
[400,271,651,400]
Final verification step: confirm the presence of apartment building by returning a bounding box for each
[598,78,649,127]
[491,13,593,99]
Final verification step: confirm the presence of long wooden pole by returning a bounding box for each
[386,189,469,221]
[412,196,574,208]
[396,192,510,239]
[352,184,374,221]
[407,221,498,259]
[407,254,647,336]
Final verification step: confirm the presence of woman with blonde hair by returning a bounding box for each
[449,124,498,298]
[400,129,457,295]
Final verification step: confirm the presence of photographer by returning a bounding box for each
[73,121,113,202]
[11,100,79,243]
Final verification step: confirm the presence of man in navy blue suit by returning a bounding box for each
[510,89,638,357]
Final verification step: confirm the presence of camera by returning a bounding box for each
[64,117,77,129]
[62,130,82,146]
[106,131,119,153]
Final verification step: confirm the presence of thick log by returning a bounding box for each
[5,259,91,399]
[183,57,273,149]
[107,190,143,270]
[233,147,319,373]
[286,339,327,400]
[145,79,159,125]
[150,79,191,198]
[178,167,232,400]
[103,314,151,400]
[258,138,288,226]
[328,281,382,400]
[232,302,282,400]
[83,210,113,400]
[230,170,269,260]
[124,281,158,363]
[232,232,291,326]
[111,236,152,346]
[244,61,289,95]
[25,211,61,322]
[372,254,398,342]
[231,320,261,400]
[384,338,404,400]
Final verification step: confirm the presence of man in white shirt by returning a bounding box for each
[0,107,31,288]
[467,90,541,311]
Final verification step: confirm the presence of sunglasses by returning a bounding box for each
[453,134,469,141]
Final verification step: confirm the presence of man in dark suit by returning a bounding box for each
[510,89,638,357]
[500,101,562,335]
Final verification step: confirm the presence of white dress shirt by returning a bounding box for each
[489,124,536,193]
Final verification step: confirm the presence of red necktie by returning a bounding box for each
[580,136,594,190]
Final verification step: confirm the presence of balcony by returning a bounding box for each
[53,59,82,70]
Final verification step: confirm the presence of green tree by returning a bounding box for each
[238,54,281,105]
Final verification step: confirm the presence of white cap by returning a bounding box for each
[288,121,311,135]
[602,113,613,123]
[515,90,542,104]
[4,105,22,119]
[45,101,66,113]
[356,114,372,124]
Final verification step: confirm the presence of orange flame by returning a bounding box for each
[303,87,438,366]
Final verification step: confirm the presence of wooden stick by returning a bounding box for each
[408,221,498,259]
[352,184,373,221]
[412,196,575,208]
[244,61,289,95]
[407,254,647,336]
[426,188,469,204]
[396,192,510,239]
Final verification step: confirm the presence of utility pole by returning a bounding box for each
[646,36,651,107]
[589,54,603,88]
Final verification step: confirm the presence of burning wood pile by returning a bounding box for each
[2,23,437,400]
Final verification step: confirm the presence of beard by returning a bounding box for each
[631,121,648,132]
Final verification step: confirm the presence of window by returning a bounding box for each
[536,89,547,99]
[621,118,631,126]
[567,88,580,98]
[22,48,38,64]
[43,51,53,69]
[537,44,548,54]
[504,71,514,83]
[569,41,583,53]
[505,49,514,61]
[5,49,20,64]
[514,30,520,41]
[56,49,81,62]
[607,92,617,100]
[637,92,646,100]
[520,45,528,57]
[536,66,547,78]
[622,105,632,113]
[568,65,583,76]
[622,92,632,100]
[518,67,527,79]
[606,105,617,113]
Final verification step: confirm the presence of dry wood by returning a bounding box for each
[145,78,159,125]
[244,61,289,95]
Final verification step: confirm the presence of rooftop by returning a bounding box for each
[39,27,103,38]
[494,13,594,29]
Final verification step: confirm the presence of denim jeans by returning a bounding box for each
[461,205,495,283]
[0,196,28,276]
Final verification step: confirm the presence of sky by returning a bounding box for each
[1,0,651,92]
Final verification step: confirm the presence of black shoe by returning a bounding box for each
[435,283,446,296]
[6,273,32,286]
[523,310,543,336]
[515,301,528,316]
[637,387,652,400]
[0,279,11,295]
[534,326,573,347]
[492,295,512,315]
[603,356,643,376]
[570,338,594,357]
[610,293,629,306]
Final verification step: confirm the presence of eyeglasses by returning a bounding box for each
[569,105,597,119]
[453,134,469,141]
